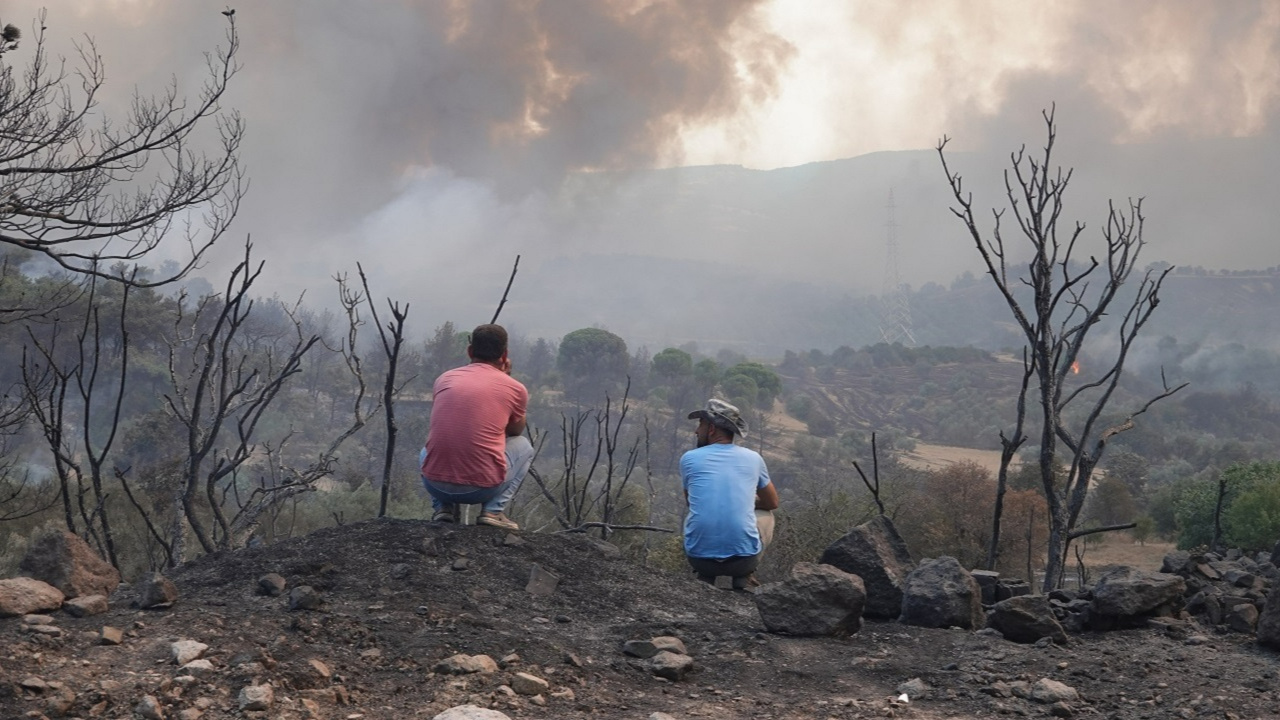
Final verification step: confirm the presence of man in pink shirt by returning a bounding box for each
[420,324,534,530]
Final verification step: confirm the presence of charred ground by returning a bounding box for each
[3,519,1279,719]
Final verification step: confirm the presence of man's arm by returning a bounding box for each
[755,482,779,511]
[506,416,527,437]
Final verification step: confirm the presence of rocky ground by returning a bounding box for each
[3,519,1279,719]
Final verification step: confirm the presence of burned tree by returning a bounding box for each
[0,12,244,291]
[937,109,1186,590]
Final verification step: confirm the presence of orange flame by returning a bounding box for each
[1071,361,1080,375]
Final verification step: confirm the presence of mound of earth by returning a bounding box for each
[3,519,1279,719]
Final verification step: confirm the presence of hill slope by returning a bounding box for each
[3,519,1278,719]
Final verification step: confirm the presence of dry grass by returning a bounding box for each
[1066,532,1175,575]
[901,441,1010,474]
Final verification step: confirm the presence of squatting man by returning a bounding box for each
[681,399,780,589]
[419,324,534,531]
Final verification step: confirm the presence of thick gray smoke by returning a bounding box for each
[4,1,1278,347]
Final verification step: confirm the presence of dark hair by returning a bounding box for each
[470,324,508,362]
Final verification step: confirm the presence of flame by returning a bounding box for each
[1071,361,1080,374]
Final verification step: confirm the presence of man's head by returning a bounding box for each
[468,324,508,363]
[688,398,748,446]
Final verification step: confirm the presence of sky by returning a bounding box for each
[4,0,1279,343]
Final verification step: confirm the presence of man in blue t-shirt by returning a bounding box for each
[681,398,779,590]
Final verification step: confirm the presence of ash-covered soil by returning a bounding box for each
[3,519,1279,719]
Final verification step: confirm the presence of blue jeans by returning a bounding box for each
[419,435,535,514]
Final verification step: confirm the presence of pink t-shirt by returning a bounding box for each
[422,363,528,488]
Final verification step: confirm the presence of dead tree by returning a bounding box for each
[985,349,1035,570]
[164,241,319,559]
[354,264,410,518]
[0,12,244,290]
[938,108,1187,590]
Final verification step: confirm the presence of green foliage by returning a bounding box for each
[651,348,693,381]
[1132,514,1156,545]
[1085,476,1138,527]
[785,393,814,421]
[724,362,781,407]
[557,328,629,402]
[721,374,759,410]
[1222,462,1280,550]
[1172,474,1218,549]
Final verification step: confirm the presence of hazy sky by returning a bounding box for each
[5,1,1278,341]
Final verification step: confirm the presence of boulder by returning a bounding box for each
[63,594,109,617]
[238,683,274,711]
[1257,588,1280,648]
[754,562,866,636]
[288,585,322,611]
[1030,678,1079,704]
[0,578,65,617]
[1161,550,1192,574]
[818,514,913,618]
[135,572,178,609]
[510,672,549,695]
[995,578,1032,601]
[971,569,1000,605]
[988,595,1069,644]
[898,557,984,630]
[1226,603,1259,634]
[1092,566,1185,618]
[18,531,120,599]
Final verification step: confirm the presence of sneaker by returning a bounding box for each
[432,504,457,523]
[477,511,519,531]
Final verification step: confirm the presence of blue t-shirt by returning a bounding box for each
[681,443,771,559]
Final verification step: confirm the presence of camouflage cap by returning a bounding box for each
[687,398,748,439]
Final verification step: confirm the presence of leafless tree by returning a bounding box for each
[937,108,1187,590]
[525,382,665,538]
[164,241,319,559]
[0,11,244,290]
[985,350,1035,570]
[354,264,410,518]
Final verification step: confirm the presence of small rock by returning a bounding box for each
[100,626,124,645]
[25,624,61,636]
[622,639,659,658]
[136,694,166,720]
[22,613,55,624]
[390,563,411,579]
[502,533,524,547]
[289,585,322,611]
[179,659,216,679]
[135,572,179,609]
[171,640,209,665]
[238,683,274,711]
[431,705,513,720]
[649,714,679,720]
[19,676,49,691]
[649,651,694,681]
[896,677,929,700]
[1050,701,1074,717]
[451,558,471,571]
[63,594,109,617]
[651,636,687,655]
[178,709,204,720]
[549,687,575,700]
[435,654,498,675]
[308,658,332,679]
[257,573,287,597]
[525,564,559,597]
[1030,678,1079,704]
[1185,634,1210,645]
[510,672,549,696]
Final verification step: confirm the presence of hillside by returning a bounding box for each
[4,519,1279,719]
